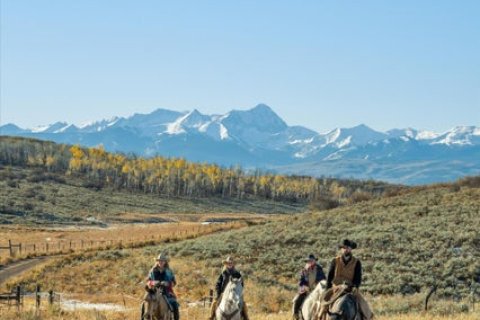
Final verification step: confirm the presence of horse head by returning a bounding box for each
[217,277,243,320]
[142,283,169,320]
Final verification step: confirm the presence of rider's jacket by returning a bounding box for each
[298,263,326,291]
[148,266,177,295]
[327,255,362,289]
[215,268,243,297]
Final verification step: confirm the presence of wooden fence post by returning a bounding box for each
[36,285,41,309]
[9,240,13,257]
[16,285,21,309]
[48,290,54,305]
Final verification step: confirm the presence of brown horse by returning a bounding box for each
[141,282,172,320]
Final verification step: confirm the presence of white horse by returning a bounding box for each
[215,277,244,320]
[300,280,328,320]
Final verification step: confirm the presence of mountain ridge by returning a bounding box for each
[1,104,479,184]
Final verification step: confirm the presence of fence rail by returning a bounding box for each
[0,223,238,258]
[0,285,22,308]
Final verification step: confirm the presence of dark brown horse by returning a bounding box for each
[326,292,359,320]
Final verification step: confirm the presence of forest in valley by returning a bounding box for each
[0,136,397,205]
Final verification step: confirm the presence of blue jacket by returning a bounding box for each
[148,266,177,295]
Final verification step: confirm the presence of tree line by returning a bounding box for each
[0,136,396,203]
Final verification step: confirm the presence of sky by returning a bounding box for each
[1,0,479,133]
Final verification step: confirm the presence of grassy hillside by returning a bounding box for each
[0,166,304,225]
[7,180,480,317]
[0,136,400,219]
[160,182,480,298]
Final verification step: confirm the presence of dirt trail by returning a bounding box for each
[0,256,53,285]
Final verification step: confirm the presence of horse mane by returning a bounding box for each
[221,278,243,306]
[302,280,327,320]
[310,280,327,301]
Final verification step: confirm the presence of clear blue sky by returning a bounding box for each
[1,0,479,133]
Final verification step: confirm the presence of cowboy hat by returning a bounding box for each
[156,253,169,261]
[339,239,357,249]
[304,254,317,262]
[222,256,235,264]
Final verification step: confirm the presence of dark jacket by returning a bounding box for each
[148,266,177,295]
[326,256,362,289]
[299,263,326,288]
[215,267,243,297]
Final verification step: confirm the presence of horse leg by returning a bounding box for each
[140,302,145,320]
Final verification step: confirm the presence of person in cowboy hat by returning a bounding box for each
[319,239,373,320]
[147,253,180,320]
[292,254,326,320]
[209,256,249,320]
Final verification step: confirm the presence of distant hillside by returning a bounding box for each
[0,166,306,225]
[0,136,398,225]
[2,104,479,184]
[159,179,480,297]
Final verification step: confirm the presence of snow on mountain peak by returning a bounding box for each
[433,125,480,146]
[321,124,386,148]
[31,122,69,133]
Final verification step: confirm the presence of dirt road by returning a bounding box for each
[0,257,52,285]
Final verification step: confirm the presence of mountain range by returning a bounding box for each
[1,104,479,185]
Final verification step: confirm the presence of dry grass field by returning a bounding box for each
[1,160,479,319]
[0,305,478,320]
[0,216,266,265]
[3,253,478,319]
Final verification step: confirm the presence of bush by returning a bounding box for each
[309,196,339,210]
[82,180,104,190]
[27,171,66,184]
[37,194,47,201]
[7,180,19,188]
[457,176,480,188]
[348,191,373,204]
[23,202,35,211]
[23,188,37,198]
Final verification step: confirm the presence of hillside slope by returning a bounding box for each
[161,182,480,297]
[8,180,479,317]
[0,166,305,225]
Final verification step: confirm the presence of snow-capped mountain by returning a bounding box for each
[431,126,480,146]
[1,104,479,185]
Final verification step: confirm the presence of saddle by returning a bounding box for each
[146,284,175,312]
[321,285,351,306]
[316,285,358,320]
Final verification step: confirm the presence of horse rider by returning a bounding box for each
[209,256,249,320]
[292,254,326,320]
[320,239,374,320]
[147,253,180,320]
